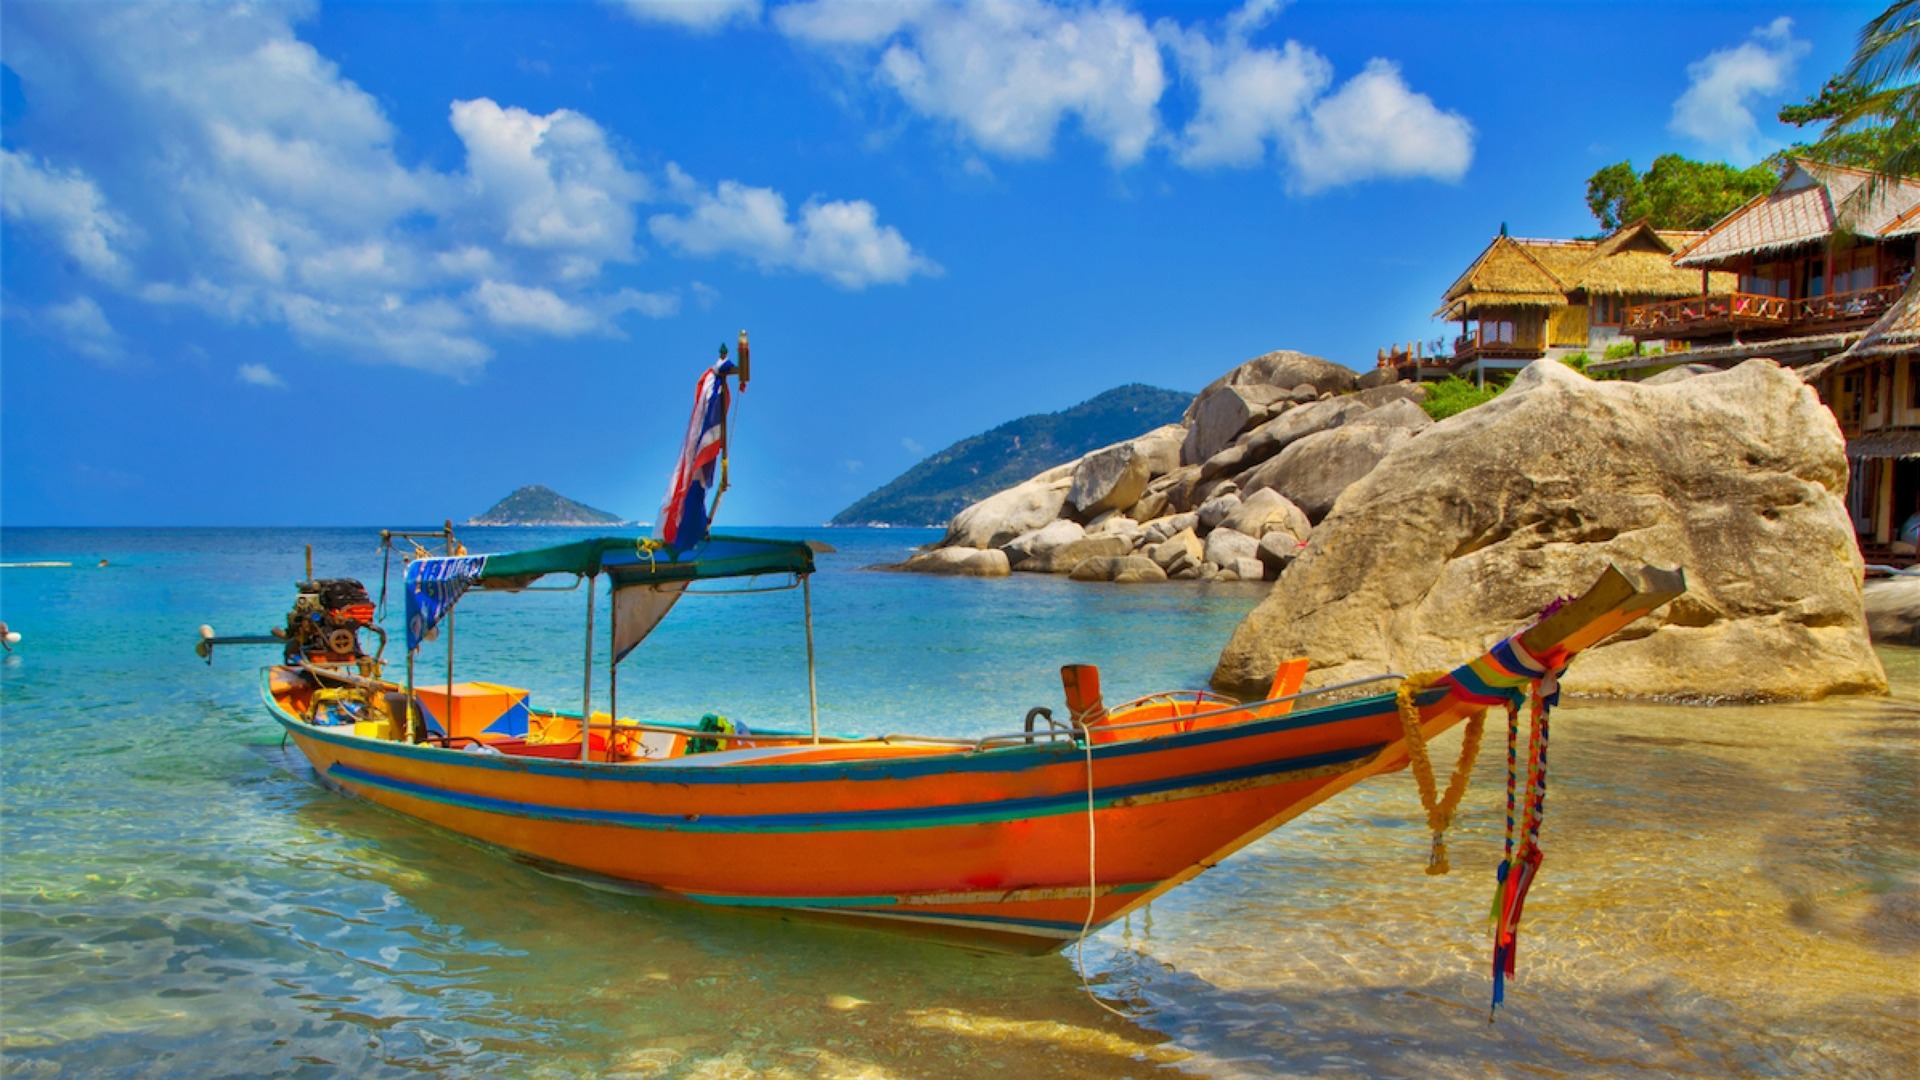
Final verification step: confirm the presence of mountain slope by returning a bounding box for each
[468,485,626,526]
[832,383,1191,527]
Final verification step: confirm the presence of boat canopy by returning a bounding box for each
[404,535,814,655]
[476,534,813,589]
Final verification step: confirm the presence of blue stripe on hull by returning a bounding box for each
[323,739,1385,834]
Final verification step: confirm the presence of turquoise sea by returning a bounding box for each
[2,526,1916,1078]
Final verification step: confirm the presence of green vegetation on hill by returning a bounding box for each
[469,485,625,526]
[831,384,1192,527]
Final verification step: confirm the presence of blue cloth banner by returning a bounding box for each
[405,555,485,652]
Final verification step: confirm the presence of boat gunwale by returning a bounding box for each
[260,665,1437,786]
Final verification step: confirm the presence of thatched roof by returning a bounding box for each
[1436,236,1581,318]
[1569,221,1732,298]
[1436,222,1735,319]
[1837,279,1920,362]
[1674,161,1920,267]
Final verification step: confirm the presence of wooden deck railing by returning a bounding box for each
[1624,292,1789,335]
[1794,282,1904,326]
[1453,332,1543,360]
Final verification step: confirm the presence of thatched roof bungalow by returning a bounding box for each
[1801,280,1920,550]
[1426,222,1730,383]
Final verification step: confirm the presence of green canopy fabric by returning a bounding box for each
[475,534,815,590]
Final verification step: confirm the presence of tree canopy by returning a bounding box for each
[1792,2,1919,183]
[1584,154,1778,232]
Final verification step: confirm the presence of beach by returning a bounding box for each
[1,526,1915,1078]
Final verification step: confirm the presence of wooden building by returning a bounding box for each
[1805,281,1920,556]
[1606,161,1920,373]
[1424,222,1726,384]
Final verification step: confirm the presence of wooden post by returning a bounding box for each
[579,573,597,763]
[803,575,820,744]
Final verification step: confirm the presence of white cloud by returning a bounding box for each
[1162,2,1471,190]
[0,150,136,280]
[449,98,649,274]
[1671,16,1809,163]
[237,362,287,388]
[689,281,721,309]
[45,296,125,362]
[1287,60,1474,193]
[470,280,599,335]
[901,436,925,455]
[607,287,681,319]
[778,0,1165,165]
[649,170,938,288]
[619,0,763,33]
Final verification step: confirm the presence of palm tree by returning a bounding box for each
[1825,2,1919,188]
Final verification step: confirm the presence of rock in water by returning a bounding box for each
[1213,359,1886,702]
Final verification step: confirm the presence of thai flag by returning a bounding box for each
[658,359,735,549]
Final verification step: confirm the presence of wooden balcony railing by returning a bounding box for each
[1453,332,1543,361]
[1793,282,1903,326]
[1624,292,1789,336]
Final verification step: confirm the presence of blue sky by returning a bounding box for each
[0,0,1882,527]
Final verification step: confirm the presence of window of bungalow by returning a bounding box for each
[1836,248,1877,294]
[1742,262,1790,297]
[1592,295,1615,326]
[1908,358,1920,412]
[1807,259,1826,298]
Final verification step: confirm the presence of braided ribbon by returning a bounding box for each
[1486,639,1565,1021]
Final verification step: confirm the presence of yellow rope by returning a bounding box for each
[1396,671,1488,876]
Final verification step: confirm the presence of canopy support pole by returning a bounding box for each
[405,651,418,743]
[608,593,619,763]
[446,612,455,733]
[579,573,597,763]
[804,574,820,744]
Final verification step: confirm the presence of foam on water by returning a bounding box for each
[2,527,1915,1077]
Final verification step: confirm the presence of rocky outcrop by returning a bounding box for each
[1213,359,1885,703]
[908,347,1427,583]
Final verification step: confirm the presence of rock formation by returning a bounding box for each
[1212,359,1886,703]
[917,350,1410,583]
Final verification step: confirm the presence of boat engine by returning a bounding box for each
[284,578,378,663]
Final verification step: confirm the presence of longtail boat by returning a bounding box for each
[205,334,1686,963]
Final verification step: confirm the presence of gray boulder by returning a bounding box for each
[1188,351,1359,415]
[1212,358,1886,703]
[1068,443,1151,519]
[1141,512,1199,546]
[1002,519,1085,568]
[943,464,1074,549]
[1197,492,1242,533]
[1131,424,1187,477]
[1242,398,1366,462]
[1149,527,1203,571]
[1023,534,1134,574]
[1221,487,1312,543]
[899,548,1012,577]
[1257,531,1306,575]
[1069,555,1170,584]
[1203,527,1260,569]
[1183,385,1271,466]
[1232,556,1269,582]
[1238,421,1423,523]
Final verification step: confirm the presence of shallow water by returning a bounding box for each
[2,527,1915,1077]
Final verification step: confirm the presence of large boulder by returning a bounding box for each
[1237,418,1423,522]
[1241,398,1367,462]
[1187,351,1359,417]
[1222,487,1312,543]
[1131,424,1187,477]
[1002,519,1084,567]
[898,548,1011,576]
[1203,527,1260,570]
[1183,385,1275,466]
[1068,443,1151,519]
[1023,534,1134,574]
[1212,359,1886,703]
[1069,555,1170,584]
[943,464,1074,549]
[1149,527,1203,571]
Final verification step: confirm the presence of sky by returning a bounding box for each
[0,0,1885,527]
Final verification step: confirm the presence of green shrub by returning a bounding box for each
[1422,376,1505,420]
[1560,352,1592,374]
[1603,341,1638,360]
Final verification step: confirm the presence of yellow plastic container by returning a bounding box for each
[353,717,393,741]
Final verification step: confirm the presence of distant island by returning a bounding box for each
[468,485,627,526]
[832,383,1191,527]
